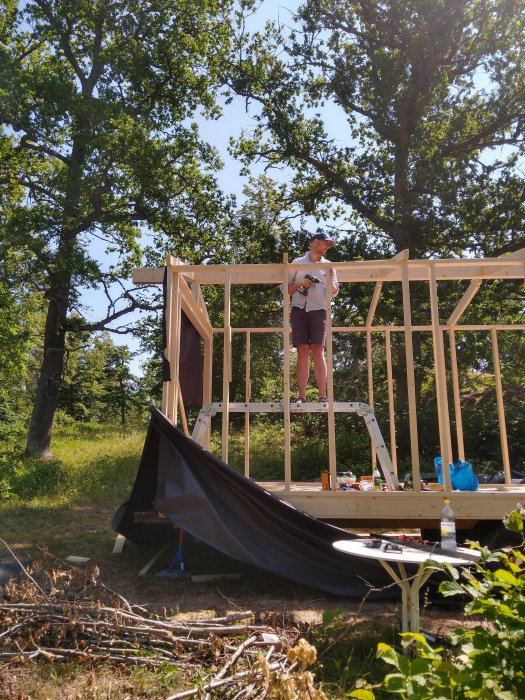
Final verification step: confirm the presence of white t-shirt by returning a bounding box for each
[287,252,339,311]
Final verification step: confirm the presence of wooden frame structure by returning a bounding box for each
[134,250,525,531]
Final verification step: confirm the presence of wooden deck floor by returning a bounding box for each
[257,481,525,529]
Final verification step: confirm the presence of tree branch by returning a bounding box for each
[75,291,163,334]
[34,0,88,88]
[18,134,70,165]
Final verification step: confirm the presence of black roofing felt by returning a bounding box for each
[113,408,426,598]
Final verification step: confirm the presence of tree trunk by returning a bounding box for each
[25,283,70,456]
[25,132,85,456]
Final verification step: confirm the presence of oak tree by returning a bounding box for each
[230,0,525,256]
[0,0,244,455]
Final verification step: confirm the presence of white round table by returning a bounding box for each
[333,538,480,632]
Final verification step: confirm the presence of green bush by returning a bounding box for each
[0,452,24,501]
[0,450,70,500]
[306,611,392,697]
[355,506,525,699]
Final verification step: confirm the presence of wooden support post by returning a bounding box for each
[385,329,398,475]
[366,283,382,469]
[282,255,292,489]
[169,270,181,424]
[491,329,512,484]
[177,380,190,437]
[401,260,421,488]
[448,330,465,461]
[202,334,213,450]
[244,331,251,478]
[222,270,232,463]
[162,264,173,416]
[429,265,453,490]
[325,267,337,490]
[366,330,376,468]
[163,259,182,424]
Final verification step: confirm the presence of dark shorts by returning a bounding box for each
[291,306,327,347]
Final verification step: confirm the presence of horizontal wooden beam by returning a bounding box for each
[133,266,165,284]
[211,323,525,334]
[269,488,525,523]
[133,257,525,286]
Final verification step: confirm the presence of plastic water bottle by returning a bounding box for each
[373,467,381,491]
[440,499,457,550]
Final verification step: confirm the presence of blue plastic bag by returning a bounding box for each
[434,457,479,491]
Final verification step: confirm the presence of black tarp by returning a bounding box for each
[113,408,415,597]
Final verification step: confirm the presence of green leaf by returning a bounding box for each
[439,581,466,597]
[493,569,519,586]
[382,674,406,692]
[397,654,410,675]
[377,643,401,669]
[410,657,433,675]
[347,689,376,700]
[321,609,345,625]
[504,510,524,534]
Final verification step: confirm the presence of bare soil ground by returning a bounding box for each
[2,504,469,634]
[1,504,477,699]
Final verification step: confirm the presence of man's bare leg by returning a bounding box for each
[296,344,310,399]
[311,344,327,398]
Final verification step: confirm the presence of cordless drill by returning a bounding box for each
[298,273,321,296]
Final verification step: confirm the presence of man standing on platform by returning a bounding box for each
[286,232,339,403]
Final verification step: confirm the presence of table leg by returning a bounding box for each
[379,560,410,632]
[379,561,433,633]
[406,566,433,632]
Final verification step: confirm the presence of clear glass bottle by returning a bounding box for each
[373,467,381,491]
[440,498,457,550]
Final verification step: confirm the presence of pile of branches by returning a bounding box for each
[0,559,327,698]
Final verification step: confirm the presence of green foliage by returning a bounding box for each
[0,450,69,501]
[58,331,142,426]
[231,0,525,258]
[358,507,525,699]
[305,610,394,698]
[0,251,46,435]
[0,424,145,508]
[0,0,247,454]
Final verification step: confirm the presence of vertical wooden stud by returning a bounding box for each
[429,264,453,490]
[385,330,398,474]
[167,268,181,425]
[448,330,465,461]
[244,331,251,478]
[222,269,232,463]
[202,333,213,450]
[282,255,292,489]
[491,329,512,483]
[366,282,382,470]
[401,260,421,488]
[325,266,337,490]
[366,330,376,469]
[162,264,173,415]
